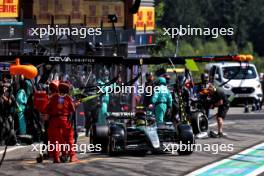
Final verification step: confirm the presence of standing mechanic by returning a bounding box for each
[42,80,59,158]
[0,83,16,145]
[198,73,210,90]
[196,73,210,117]
[16,78,28,135]
[208,84,230,137]
[142,72,154,108]
[46,82,79,163]
[149,77,172,124]
[97,72,110,125]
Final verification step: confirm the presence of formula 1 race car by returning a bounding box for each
[90,111,160,156]
[90,110,195,156]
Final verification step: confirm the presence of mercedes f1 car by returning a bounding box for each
[90,109,195,156]
[90,111,160,155]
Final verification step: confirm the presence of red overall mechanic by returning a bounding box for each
[41,80,60,159]
[46,82,79,163]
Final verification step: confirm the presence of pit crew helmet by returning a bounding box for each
[58,81,71,94]
[49,80,59,93]
[201,73,209,83]
[157,77,166,86]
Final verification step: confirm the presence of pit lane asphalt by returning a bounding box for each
[0,108,264,176]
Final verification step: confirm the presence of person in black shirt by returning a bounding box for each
[143,72,154,107]
[0,83,16,145]
[208,84,229,137]
[196,73,210,117]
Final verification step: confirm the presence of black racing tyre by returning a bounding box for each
[108,124,126,156]
[108,136,119,156]
[190,115,199,134]
[6,130,17,146]
[134,150,147,156]
[43,153,49,160]
[198,113,208,132]
[60,155,69,163]
[191,112,208,135]
[17,135,33,145]
[94,125,109,138]
[90,125,109,153]
[36,155,43,163]
[108,135,114,156]
[177,124,195,155]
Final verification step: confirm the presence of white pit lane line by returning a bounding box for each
[209,121,235,127]
[185,142,264,176]
[0,146,27,155]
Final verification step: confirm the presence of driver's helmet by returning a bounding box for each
[201,73,209,83]
[157,77,166,86]
[135,111,147,126]
[136,119,146,126]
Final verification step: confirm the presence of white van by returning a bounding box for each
[205,62,263,105]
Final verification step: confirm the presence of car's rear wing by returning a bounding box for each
[107,112,136,119]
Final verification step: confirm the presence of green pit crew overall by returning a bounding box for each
[151,85,172,124]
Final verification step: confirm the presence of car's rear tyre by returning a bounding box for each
[134,150,147,156]
[17,135,33,145]
[36,155,43,163]
[90,125,109,153]
[108,136,119,156]
[177,124,195,155]
[191,112,208,135]
[108,124,126,156]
